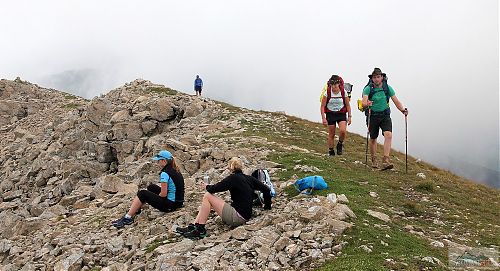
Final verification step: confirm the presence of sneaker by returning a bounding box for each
[328,149,335,156]
[176,223,196,235]
[336,142,343,155]
[381,156,394,170]
[183,226,207,240]
[112,216,134,228]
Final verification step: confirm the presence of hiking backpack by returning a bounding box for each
[251,169,276,206]
[319,77,353,113]
[357,76,391,115]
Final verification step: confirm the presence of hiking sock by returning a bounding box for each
[124,214,132,219]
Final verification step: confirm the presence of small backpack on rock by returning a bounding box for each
[251,169,276,206]
[293,175,328,195]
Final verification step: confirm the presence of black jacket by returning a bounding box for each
[206,170,271,220]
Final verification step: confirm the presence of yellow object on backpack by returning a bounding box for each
[319,84,328,103]
[357,99,365,112]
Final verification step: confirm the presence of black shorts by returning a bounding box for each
[326,112,347,126]
[195,86,202,92]
[137,184,182,212]
[367,113,392,139]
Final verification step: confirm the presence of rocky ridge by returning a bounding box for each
[0,79,356,270]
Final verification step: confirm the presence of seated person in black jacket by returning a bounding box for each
[177,157,272,239]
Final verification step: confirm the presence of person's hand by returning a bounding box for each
[402,108,408,116]
[347,115,352,125]
[322,117,327,126]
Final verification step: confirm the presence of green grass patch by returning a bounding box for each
[63,103,79,109]
[146,87,177,95]
[402,201,425,216]
[145,238,172,253]
[415,181,435,193]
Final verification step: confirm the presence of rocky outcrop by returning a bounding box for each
[0,78,356,270]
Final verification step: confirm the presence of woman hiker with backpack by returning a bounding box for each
[320,75,352,156]
[362,68,408,170]
[111,150,185,228]
[176,157,272,240]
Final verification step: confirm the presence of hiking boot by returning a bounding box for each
[328,148,335,156]
[176,223,196,235]
[371,156,379,169]
[336,142,343,155]
[112,216,134,228]
[382,156,394,170]
[183,225,207,240]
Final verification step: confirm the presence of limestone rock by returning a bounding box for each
[367,209,391,223]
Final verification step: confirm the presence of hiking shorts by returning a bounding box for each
[325,112,347,126]
[221,203,247,227]
[368,114,392,139]
[195,85,202,92]
[137,184,181,212]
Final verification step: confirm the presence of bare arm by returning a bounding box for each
[390,95,408,115]
[345,96,352,125]
[362,95,372,108]
[159,182,167,197]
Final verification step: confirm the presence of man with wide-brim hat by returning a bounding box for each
[362,68,408,170]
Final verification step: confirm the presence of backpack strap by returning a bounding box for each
[367,78,390,103]
[324,83,332,113]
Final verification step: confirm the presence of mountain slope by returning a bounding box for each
[0,79,498,271]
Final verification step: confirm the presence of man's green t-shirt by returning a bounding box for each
[362,85,396,112]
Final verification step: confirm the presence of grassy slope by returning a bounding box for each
[221,105,499,270]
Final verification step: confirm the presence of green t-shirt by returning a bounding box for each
[362,84,396,112]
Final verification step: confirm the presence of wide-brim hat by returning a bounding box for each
[152,150,173,161]
[368,68,386,78]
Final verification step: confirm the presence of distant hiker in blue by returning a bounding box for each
[194,75,203,96]
[112,150,185,228]
[361,68,408,170]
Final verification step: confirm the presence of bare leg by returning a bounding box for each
[194,192,226,224]
[338,121,347,142]
[369,138,377,157]
[327,125,336,149]
[127,197,144,217]
[383,131,392,157]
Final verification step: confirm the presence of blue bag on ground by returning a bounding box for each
[293,175,328,194]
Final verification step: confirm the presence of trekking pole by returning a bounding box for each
[405,110,408,173]
[365,108,371,165]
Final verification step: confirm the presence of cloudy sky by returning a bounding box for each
[1,0,498,187]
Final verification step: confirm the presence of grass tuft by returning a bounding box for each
[415,181,435,192]
[146,87,177,95]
